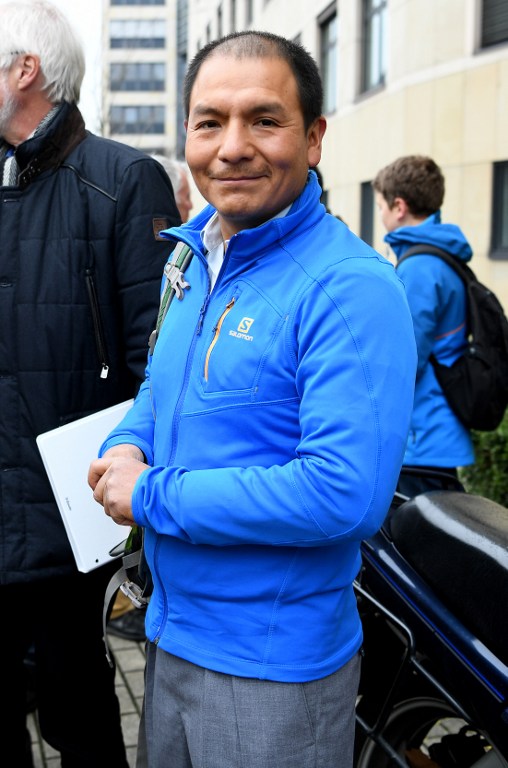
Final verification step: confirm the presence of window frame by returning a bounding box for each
[361,0,387,94]
[109,104,166,134]
[109,19,166,49]
[360,180,375,246]
[109,62,166,91]
[246,0,253,26]
[490,161,508,260]
[481,0,508,49]
[111,0,165,5]
[319,3,338,115]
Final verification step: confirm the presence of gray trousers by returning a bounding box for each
[137,643,361,768]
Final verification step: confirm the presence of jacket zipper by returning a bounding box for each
[85,269,110,379]
[204,298,235,381]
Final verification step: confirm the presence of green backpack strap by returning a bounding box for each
[148,242,193,355]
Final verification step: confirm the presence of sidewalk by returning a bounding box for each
[28,635,146,768]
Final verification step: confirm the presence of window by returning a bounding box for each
[110,62,165,91]
[109,19,165,48]
[361,0,387,93]
[319,5,338,114]
[176,0,188,157]
[246,0,253,26]
[491,161,508,260]
[481,0,508,48]
[360,181,374,246]
[111,0,164,4]
[217,4,223,38]
[110,105,165,134]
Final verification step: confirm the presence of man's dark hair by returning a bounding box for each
[183,31,323,131]
[372,155,445,217]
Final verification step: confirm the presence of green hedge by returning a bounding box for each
[459,410,508,507]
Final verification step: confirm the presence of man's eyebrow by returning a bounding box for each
[190,102,287,118]
[191,105,223,118]
[250,102,287,117]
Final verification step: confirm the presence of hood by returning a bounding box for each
[385,211,473,264]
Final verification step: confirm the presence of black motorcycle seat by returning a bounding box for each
[389,490,508,666]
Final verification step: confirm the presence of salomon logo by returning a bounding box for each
[229,317,254,342]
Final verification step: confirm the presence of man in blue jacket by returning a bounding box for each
[90,31,417,768]
[0,1,180,765]
[373,155,475,498]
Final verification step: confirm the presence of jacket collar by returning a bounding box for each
[162,170,325,259]
[13,102,87,189]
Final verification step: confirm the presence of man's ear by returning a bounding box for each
[307,116,327,168]
[16,54,41,92]
[392,196,410,223]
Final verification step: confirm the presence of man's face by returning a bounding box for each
[0,69,18,141]
[185,53,324,240]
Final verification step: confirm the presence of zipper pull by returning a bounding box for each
[100,364,109,379]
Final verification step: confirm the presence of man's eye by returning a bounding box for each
[197,120,219,129]
[258,118,276,127]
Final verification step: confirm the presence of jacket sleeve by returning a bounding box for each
[113,157,181,384]
[99,377,155,462]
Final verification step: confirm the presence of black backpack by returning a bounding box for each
[398,245,508,431]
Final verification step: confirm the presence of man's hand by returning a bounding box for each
[88,445,148,527]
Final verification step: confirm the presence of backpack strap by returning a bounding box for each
[148,241,193,354]
[397,244,474,285]
[102,547,147,667]
[396,243,471,367]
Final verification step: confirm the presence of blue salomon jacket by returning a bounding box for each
[386,212,475,467]
[101,172,417,682]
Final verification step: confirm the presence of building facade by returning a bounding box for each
[100,0,508,309]
[186,0,508,308]
[101,0,179,156]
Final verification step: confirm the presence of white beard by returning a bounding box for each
[0,74,19,141]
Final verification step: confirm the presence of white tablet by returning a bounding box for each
[36,400,133,572]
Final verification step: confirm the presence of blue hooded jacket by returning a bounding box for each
[101,172,417,682]
[386,212,475,467]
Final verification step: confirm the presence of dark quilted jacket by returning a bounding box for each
[0,102,180,583]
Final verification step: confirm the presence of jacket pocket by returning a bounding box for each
[200,287,287,398]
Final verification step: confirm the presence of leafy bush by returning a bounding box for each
[460,411,508,507]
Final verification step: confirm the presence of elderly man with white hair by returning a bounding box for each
[0,1,180,764]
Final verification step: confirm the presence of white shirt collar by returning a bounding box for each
[201,205,291,290]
